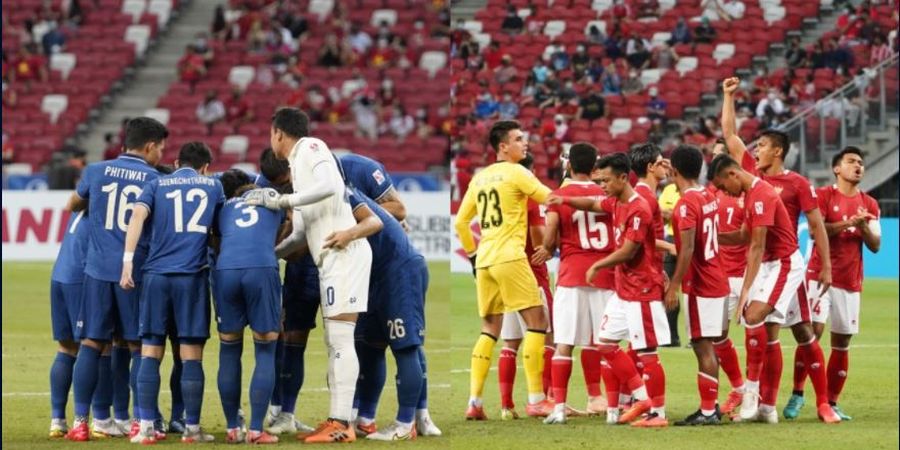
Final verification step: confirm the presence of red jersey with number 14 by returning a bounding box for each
[548,181,615,289]
[709,185,747,277]
[602,193,664,301]
[745,178,798,261]
[672,187,730,297]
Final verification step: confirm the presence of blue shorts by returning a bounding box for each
[78,275,141,341]
[51,280,83,342]
[213,268,282,334]
[282,260,320,332]
[139,271,211,340]
[356,257,427,350]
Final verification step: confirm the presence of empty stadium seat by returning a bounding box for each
[543,20,566,39]
[675,56,698,76]
[651,32,672,49]
[713,43,735,65]
[144,108,170,126]
[41,94,69,124]
[125,24,151,57]
[463,20,483,34]
[50,53,77,80]
[517,8,532,19]
[763,6,786,24]
[640,68,665,86]
[147,0,172,28]
[471,32,492,50]
[370,9,398,27]
[308,0,335,21]
[228,66,255,91]
[122,0,146,24]
[419,51,447,77]
[591,0,613,13]
[221,135,249,160]
[609,118,632,137]
[659,0,677,13]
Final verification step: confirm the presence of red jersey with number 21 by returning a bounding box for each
[672,187,730,297]
[603,193,664,301]
[548,181,615,289]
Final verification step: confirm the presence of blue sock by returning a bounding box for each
[182,360,205,426]
[111,347,131,420]
[251,340,277,432]
[92,355,113,420]
[72,344,101,418]
[130,350,141,420]
[170,355,184,422]
[354,342,386,420]
[393,347,423,424]
[270,339,284,408]
[50,352,76,419]
[416,346,428,410]
[281,343,306,414]
[217,340,242,429]
[137,357,161,422]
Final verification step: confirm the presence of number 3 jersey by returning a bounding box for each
[456,161,552,268]
[671,187,729,298]
[137,167,225,274]
[215,191,285,270]
[547,181,615,289]
[75,154,159,282]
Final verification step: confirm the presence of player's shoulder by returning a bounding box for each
[628,192,653,215]
[784,169,812,187]
[299,136,330,152]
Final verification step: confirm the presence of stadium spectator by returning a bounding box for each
[694,17,716,44]
[2,82,16,108]
[531,58,550,84]
[550,44,570,71]
[611,0,631,19]
[178,45,207,93]
[646,86,667,125]
[808,40,826,68]
[351,96,379,141]
[318,33,349,67]
[40,22,65,56]
[501,5,525,35]
[669,17,692,45]
[587,24,606,45]
[634,0,661,19]
[474,92,500,119]
[2,131,13,165]
[578,84,607,122]
[483,41,504,70]
[569,44,590,79]
[858,14,882,45]
[870,35,893,65]
[494,55,518,84]
[224,87,254,132]
[625,33,651,55]
[601,63,623,94]
[756,88,786,119]
[47,146,86,190]
[385,106,416,141]
[14,43,48,85]
[701,0,745,22]
[626,40,652,69]
[348,22,373,56]
[102,133,121,161]
[369,37,395,69]
[785,37,806,69]
[498,93,520,120]
[211,5,228,39]
[824,37,854,70]
[196,90,226,135]
[652,42,679,69]
[622,69,644,95]
[378,78,397,108]
[415,107,436,139]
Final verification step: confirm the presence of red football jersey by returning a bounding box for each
[710,185,748,277]
[603,194,665,301]
[525,200,551,288]
[761,170,818,230]
[807,185,880,292]
[634,182,665,240]
[745,178,798,261]
[548,181,615,289]
[672,187,730,297]
[740,150,758,175]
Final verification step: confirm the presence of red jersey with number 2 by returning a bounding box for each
[548,181,615,289]
[672,187,730,297]
[602,193,664,302]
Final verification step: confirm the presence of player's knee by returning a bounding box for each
[80,338,105,351]
[830,332,852,348]
[252,331,279,342]
[358,340,388,351]
[219,332,243,342]
[58,340,79,355]
[595,342,618,355]
[141,335,166,359]
[791,323,814,343]
[283,329,310,344]
[178,342,204,361]
[502,339,521,350]
[326,312,358,323]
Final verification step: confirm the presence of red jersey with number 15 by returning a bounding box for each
[709,185,748,277]
[672,187,730,297]
[744,178,798,261]
[602,193,664,301]
[525,200,551,288]
[548,181,615,289]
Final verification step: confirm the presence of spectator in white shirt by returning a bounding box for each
[755,88,785,119]
[700,0,745,22]
[195,90,225,135]
[386,106,415,141]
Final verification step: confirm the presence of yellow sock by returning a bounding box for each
[469,333,497,399]
[523,330,547,399]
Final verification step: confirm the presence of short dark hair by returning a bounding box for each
[489,120,521,151]
[220,169,253,199]
[271,107,310,139]
[259,147,289,183]
[832,146,864,168]
[177,142,213,170]
[519,152,534,170]
[124,117,169,151]
[629,143,661,178]
[759,129,790,160]
[707,153,739,182]
[596,152,630,176]
[670,145,704,180]
[155,164,174,175]
[568,142,598,175]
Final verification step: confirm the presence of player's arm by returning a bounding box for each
[857,205,881,252]
[275,208,310,259]
[376,187,407,221]
[555,196,604,213]
[282,161,345,207]
[736,225,766,321]
[719,223,749,245]
[721,77,749,162]
[119,204,149,290]
[664,228,694,310]
[586,239,640,284]
[805,207,832,295]
[532,210,558,265]
[66,192,88,212]
[656,238,677,256]
[454,186,479,257]
[323,203,384,250]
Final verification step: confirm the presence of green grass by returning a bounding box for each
[1,262,450,449]
[449,275,899,450]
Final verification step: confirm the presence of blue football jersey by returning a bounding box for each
[348,188,420,272]
[76,154,159,282]
[138,167,225,274]
[215,192,284,270]
[51,210,89,284]
[340,154,395,202]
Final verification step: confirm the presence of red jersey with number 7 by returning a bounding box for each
[548,181,615,289]
[709,185,748,277]
[671,187,730,297]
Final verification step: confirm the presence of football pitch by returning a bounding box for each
[448,275,899,450]
[1,262,450,449]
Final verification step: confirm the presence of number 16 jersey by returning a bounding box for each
[457,161,551,268]
[548,181,615,289]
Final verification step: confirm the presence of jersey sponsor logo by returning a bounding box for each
[755,201,763,215]
[680,205,687,218]
[372,169,385,185]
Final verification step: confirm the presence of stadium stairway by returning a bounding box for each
[451,0,487,21]
[77,0,221,160]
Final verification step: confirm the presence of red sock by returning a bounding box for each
[792,346,807,393]
[581,347,603,397]
[760,340,783,407]
[498,347,517,408]
[698,372,719,412]
[597,344,643,393]
[713,338,744,389]
[744,324,768,383]
[542,346,554,396]
[551,356,573,405]
[827,347,849,403]
[803,339,829,406]
[600,359,620,408]
[627,346,643,374]
[639,353,666,409]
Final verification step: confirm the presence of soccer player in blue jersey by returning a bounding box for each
[339,153,407,222]
[48,210,89,438]
[64,117,166,442]
[120,142,225,444]
[210,169,285,444]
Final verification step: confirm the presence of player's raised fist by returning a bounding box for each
[722,77,740,95]
[244,188,287,210]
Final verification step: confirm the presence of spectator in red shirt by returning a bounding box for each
[870,34,893,65]
[102,133,121,160]
[370,37,396,69]
[14,43,48,85]
[224,86,254,132]
[178,45,207,93]
[483,41,504,70]
[2,131,13,165]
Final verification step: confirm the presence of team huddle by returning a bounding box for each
[48,108,440,443]
[455,77,881,427]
